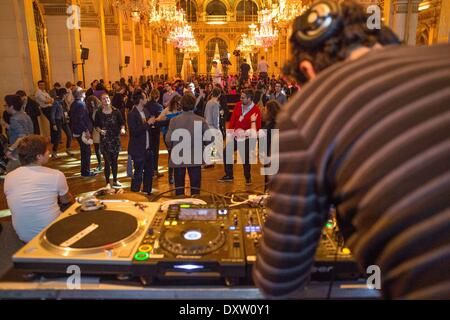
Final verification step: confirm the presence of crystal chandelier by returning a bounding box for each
[273,0,307,27]
[254,8,279,48]
[236,24,261,53]
[167,23,198,53]
[114,0,151,22]
[148,0,186,35]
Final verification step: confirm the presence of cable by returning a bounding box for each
[149,186,229,207]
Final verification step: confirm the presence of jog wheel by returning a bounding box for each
[160,222,226,255]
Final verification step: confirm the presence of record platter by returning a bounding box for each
[13,200,160,276]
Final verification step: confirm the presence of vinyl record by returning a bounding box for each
[43,210,139,253]
[160,222,226,255]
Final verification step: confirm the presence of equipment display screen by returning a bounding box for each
[179,208,217,221]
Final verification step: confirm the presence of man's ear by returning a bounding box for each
[299,60,317,80]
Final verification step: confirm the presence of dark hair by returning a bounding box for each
[17,135,50,165]
[56,88,68,98]
[76,81,83,87]
[211,87,221,98]
[180,93,196,111]
[150,88,160,101]
[132,89,145,105]
[4,95,22,111]
[284,0,400,83]
[15,90,26,97]
[169,94,182,112]
[264,99,281,123]
[95,83,106,91]
[243,89,255,101]
[261,56,265,60]
[53,82,61,87]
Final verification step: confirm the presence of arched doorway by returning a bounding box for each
[33,1,51,86]
[206,37,228,76]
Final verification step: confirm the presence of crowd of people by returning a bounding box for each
[1,64,295,243]
[1,0,449,301]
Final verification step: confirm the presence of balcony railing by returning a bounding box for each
[205,15,228,24]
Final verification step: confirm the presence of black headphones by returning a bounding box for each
[293,0,343,48]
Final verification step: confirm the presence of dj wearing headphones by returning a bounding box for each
[253,0,450,299]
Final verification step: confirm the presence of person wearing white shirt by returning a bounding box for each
[35,80,54,126]
[211,61,222,86]
[4,135,73,242]
[257,56,270,83]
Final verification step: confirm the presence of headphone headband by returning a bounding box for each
[294,1,342,48]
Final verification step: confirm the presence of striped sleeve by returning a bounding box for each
[252,115,329,298]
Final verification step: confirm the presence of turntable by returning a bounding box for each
[13,200,160,276]
[132,204,246,285]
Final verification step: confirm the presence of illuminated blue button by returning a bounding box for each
[184,230,202,241]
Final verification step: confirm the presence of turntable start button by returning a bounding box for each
[134,252,149,261]
[138,244,153,252]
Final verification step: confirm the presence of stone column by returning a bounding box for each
[167,45,177,80]
[437,0,450,43]
[392,0,421,45]
[41,1,80,85]
[105,20,120,82]
[98,0,109,84]
[117,8,125,79]
[198,35,206,75]
[0,0,42,103]
[131,21,138,80]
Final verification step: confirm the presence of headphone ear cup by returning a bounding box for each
[295,0,342,48]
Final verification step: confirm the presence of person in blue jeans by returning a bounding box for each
[157,94,182,185]
[69,88,96,177]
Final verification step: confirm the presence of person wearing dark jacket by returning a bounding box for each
[50,88,72,158]
[69,88,96,177]
[127,89,156,194]
[112,83,127,129]
[144,88,164,178]
[16,90,41,135]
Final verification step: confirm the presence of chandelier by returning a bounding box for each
[254,8,279,48]
[167,23,199,54]
[236,24,260,53]
[273,0,307,27]
[114,0,151,22]
[148,0,186,35]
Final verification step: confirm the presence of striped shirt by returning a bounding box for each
[253,44,450,299]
